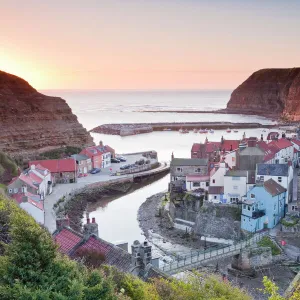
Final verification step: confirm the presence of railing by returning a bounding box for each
[160,232,267,274]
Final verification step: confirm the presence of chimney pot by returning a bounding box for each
[92,217,96,223]
[87,218,90,224]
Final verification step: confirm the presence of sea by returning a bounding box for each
[42,90,274,248]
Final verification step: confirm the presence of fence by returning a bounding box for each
[161,232,267,275]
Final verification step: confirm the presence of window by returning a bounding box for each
[14,188,18,194]
[278,177,282,183]
[274,204,276,211]
[195,168,201,173]
[232,157,235,162]
[248,206,251,211]
[8,188,13,193]
[230,197,239,203]
[176,167,182,172]
[292,205,298,211]
[233,186,238,190]
[212,179,215,184]
[232,177,240,181]
[214,196,217,199]
[243,204,246,209]
[260,176,264,182]
[193,182,200,187]
[252,206,255,211]
[206,182,209,187]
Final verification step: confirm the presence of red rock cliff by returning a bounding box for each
[0,70,94,156]
[226,68,300,120]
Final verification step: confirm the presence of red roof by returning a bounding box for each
[205,142,221,153]
[12,192,44,210]
[54,228,83,254]
[75,236,111,255]
[291,139,300,147]
[257,141,269,152]
[19,173,38,189]
[269,138,293,150]
[29,159,76,173]
[191,143,200,152]
[220,140,239,152]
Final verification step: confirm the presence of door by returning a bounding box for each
[84,167,87,174]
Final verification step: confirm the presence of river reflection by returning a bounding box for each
[86,174,169,247]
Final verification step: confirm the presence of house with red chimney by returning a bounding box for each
[80,141,115,169]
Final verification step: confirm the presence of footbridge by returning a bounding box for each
[160,232,267,275]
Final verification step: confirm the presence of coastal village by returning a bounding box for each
[2,125,300,298]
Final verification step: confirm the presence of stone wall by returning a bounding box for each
[193,202,243,240]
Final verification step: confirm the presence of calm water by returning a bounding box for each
[42,90,274,246]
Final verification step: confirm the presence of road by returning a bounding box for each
[44,153,167,233]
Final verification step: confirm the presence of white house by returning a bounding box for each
[186,175,210,191]
[291,140,300,166]
[209,162,228,187]
[223,151,237,169]
[102,151,111,168]
[256,163,293,204]
[208,186,224,204]
[268,139,294,165]
[223,170,248,204]
[8,164,52,200]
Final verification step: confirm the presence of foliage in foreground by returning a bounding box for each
[38,146,82,160]
[1,194,298,299]
[0,152,18,184]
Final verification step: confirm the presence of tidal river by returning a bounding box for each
[84,127,275,248]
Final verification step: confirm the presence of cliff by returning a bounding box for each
[0,70,94,157]
[227,68,300,120]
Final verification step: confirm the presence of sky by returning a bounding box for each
[1,0,300,90]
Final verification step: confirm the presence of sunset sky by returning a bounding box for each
[1,0,300,90]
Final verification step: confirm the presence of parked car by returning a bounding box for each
[111,158,121,163]
[116,156,127,162]
[120,164,130,170]
[90,168,101,174]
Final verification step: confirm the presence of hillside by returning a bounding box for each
[226,68,300,120]
[0,194,253,299]
[0,70,94,158]
[0,152,18,184]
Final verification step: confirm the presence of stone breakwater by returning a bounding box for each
[91,122,276,136]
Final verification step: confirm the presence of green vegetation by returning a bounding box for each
[38,146,82,160]
[0,194,254,299]
[257,236,281,256]
[0,152,18,184]
[281,217,299,227]
[161,193,170,207]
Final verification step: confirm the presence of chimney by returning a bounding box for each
[282,132,286,139]
[22,196,28,203]
[230,145,233,151]
[261,134,263,141]
[221,136,224,144]
[171,152,174,160]
[205,137,208,144]
[83,217,99,238]
[243,132,246,140]
[99,140,103,147]
[247,138,256,147]
[56,215,70,230]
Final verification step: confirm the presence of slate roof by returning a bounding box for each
[171,158,208,167]
[257,164,289,176]
[264,179,286,196]
[71,235,132,273]
[225,170,247,177]
[71,154,90,161]
[239,146,265,156]
[208,186,224,194]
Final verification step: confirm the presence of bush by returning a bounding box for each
[257,236,281,256]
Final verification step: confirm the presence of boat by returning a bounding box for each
[193,128,198,133]
[233,130,238,133]
[163,128,172,131]
[179,128,189,134]
[199,129,206,134]
[262,129,267,132]
[226,128,231,133]
[209,129,214,133]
